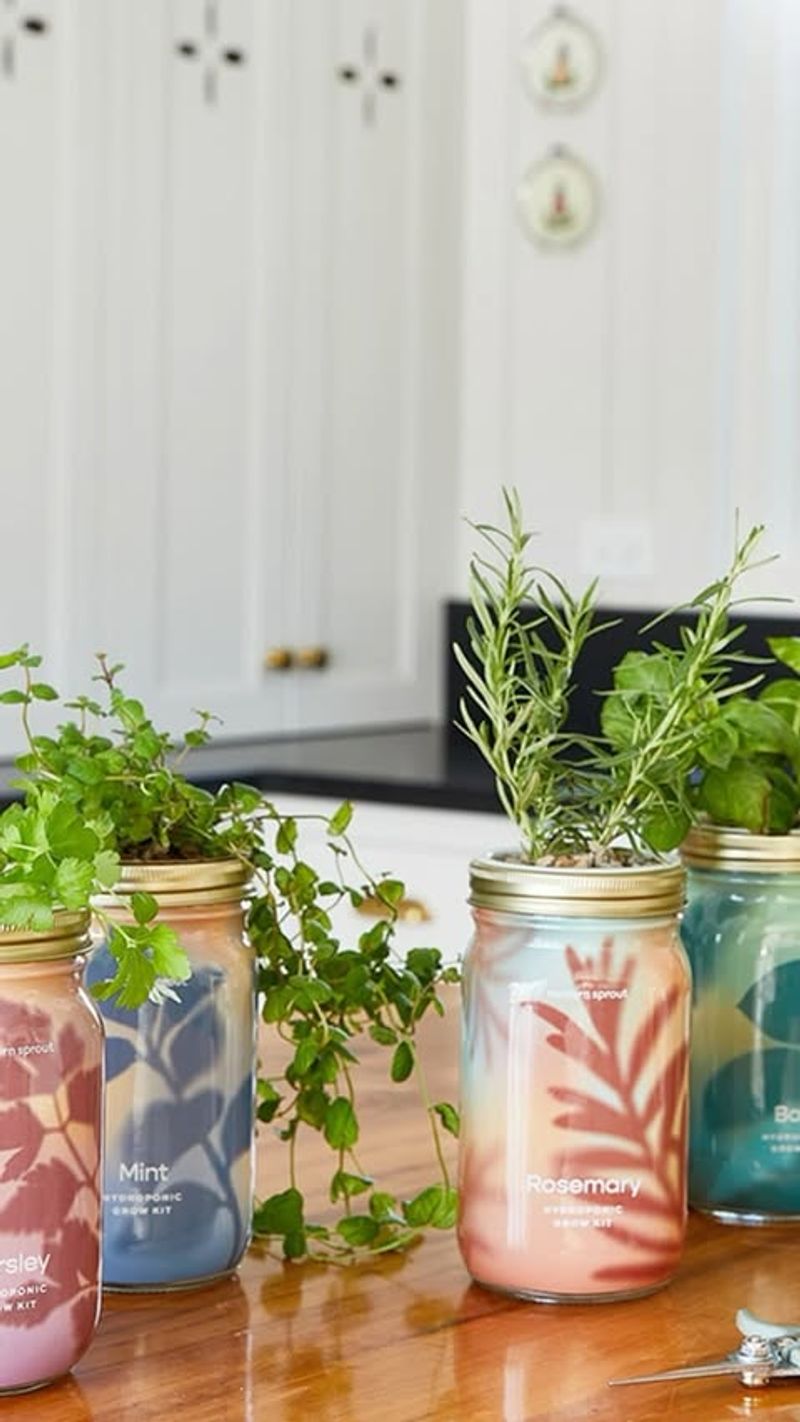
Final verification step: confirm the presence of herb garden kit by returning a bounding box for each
[0,912,102,1394]
[680,636,800,1222]
[0,646,457,1341]
[455,493,766,1302]
[87,861,255,1290]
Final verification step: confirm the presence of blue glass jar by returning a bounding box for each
[86,862,255,1289]
[682,825,800,1223]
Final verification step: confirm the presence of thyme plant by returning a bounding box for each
[456,492,769,863]
[0,649,459,1260]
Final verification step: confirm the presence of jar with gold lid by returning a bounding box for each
[458,855,690,1303]
[0,912,103,1393]
[86,861,255,1290]
[682,824,800,1222]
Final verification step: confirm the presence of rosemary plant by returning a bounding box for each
[456,492,768,864]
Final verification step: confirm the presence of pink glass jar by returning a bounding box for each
[0,912,103,1393]
[459,856,689,1303]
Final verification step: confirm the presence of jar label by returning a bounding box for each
[459,927,689,1298]
[0,1002,101,1389]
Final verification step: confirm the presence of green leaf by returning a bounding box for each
[93,849,120,890]
[131,891,158,926]
[330,1170,372,1202]
[252,1187,304,1237]
[390,1040,415,1083]
[336,1215,380,1247]
[0,690,29,705]
[432,1102,460,1138]
[696,761,774,833]
[369,1191,398,1221]
[324,1096,359,1149]
[275,818,298,854]
[402,1184,458,1229]
[54,857,94,910]
[368,1023,397,1047]
[377,879,405,909]
[641,804,691,853]
[768,636,800,675]
[29,683,58,701]
[327,801,353,836]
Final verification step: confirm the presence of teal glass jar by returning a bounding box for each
[682,825,800,1223]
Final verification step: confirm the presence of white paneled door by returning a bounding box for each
[0,1,462,751]
[283,0,462,731]
[0,0,107,754]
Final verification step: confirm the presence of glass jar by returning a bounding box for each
[459,855,689,1303]
[86,861,255,1290]
[0,912,103,1394]
[682,824,800,1223]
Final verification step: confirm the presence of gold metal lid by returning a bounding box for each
[0,909,91,963]
[682,823,800,873]
[469,852,684,918]
[93,858,250,909]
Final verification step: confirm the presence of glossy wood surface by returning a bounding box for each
[9,986,800,1421]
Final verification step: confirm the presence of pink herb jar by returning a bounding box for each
[459,856,689,1303]
[0,912,103,1393]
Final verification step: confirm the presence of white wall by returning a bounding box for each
[455,0,800,612]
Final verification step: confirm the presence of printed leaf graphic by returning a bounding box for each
[605,1222,682,1256]
[549,1088,642,1143]
[169,999,225,1085]
[738,961,800,1044]
[106,1036,137,1083]
[530,1002,616,1087]
[67,1065,102,1124]
[221,1075,254,1167]
[626,985,681,1089]
[121,1090,225,1168]
[0,1157,81,1234]
[564,1148,644,1173]
[0,1102,44,1181]
[58,1022,85,1075]
[701,1049,800,1131]
[641,1042,688,1139]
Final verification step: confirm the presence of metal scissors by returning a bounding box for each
[609,1309,800,1389]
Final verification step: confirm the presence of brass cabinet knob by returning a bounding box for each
[356,895,432,925]
[295,646,330,670]
[263,647,294,671]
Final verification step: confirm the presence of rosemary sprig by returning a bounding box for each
[456,493,770,863]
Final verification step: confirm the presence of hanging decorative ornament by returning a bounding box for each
[521,8,602,109]
[516,147,598,249]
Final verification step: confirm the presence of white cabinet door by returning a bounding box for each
[282,0,463,732]
[0,0,106,753]
[91,0,292,740]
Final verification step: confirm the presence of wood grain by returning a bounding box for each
[7,986,800,1421]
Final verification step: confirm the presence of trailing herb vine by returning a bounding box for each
[0,647,459,1260]
[456,491,770,863]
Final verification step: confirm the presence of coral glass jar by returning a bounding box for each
[0,912,103,1394]
[86,861,255,1290]
[683,825,800,1222]
[459,856,690,1303]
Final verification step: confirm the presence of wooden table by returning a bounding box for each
[10,988,800,1421]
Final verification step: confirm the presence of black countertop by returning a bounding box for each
[0,724,499,814]
[182,723,497,812]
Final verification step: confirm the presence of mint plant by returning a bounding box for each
[692,635,800,833]
[456,490,769,863]
[0,648,459,1260]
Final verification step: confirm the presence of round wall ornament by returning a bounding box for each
[515,148,598,249]
[521,9,602,109]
